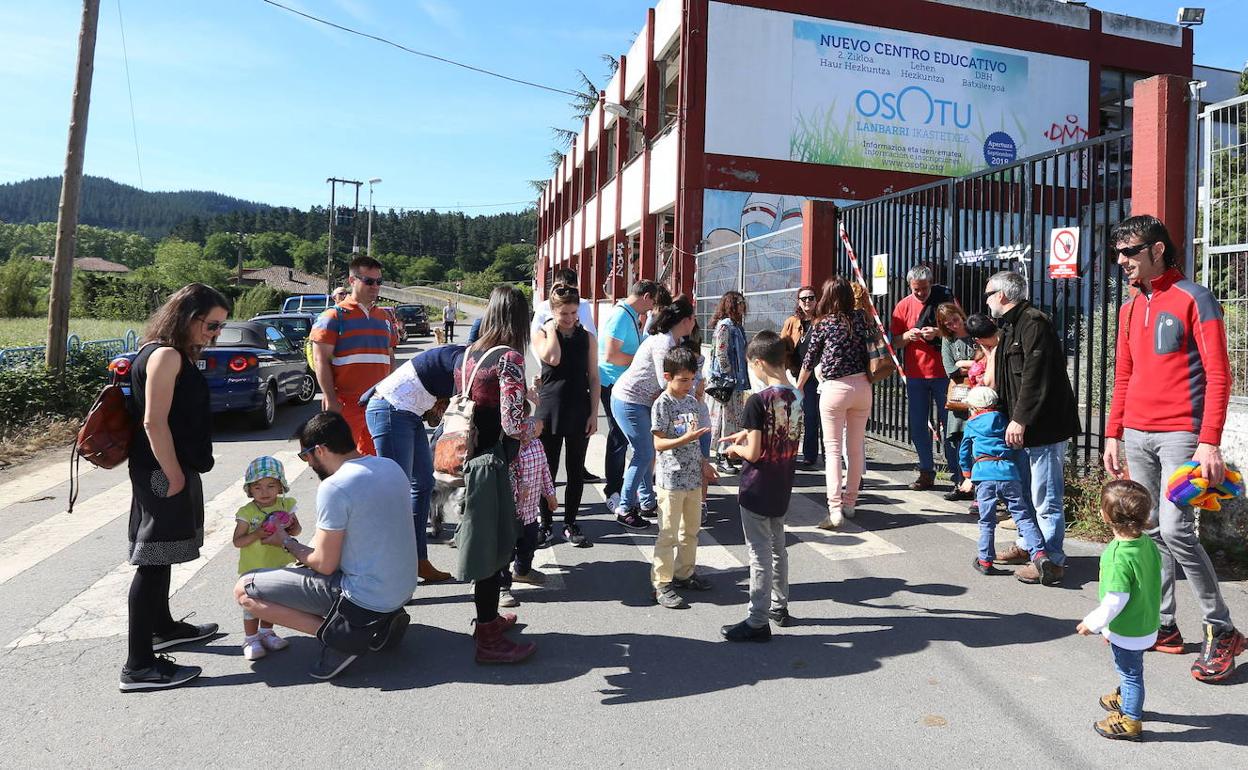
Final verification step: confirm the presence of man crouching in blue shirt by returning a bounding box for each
[958,386,1059,586]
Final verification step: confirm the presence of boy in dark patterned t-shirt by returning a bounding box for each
[719,331,803,641]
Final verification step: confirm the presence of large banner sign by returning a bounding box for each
[704,3,1090,176]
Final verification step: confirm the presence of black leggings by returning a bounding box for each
[539,432,590,528]
[126,564,175,669]
[474,574,501,623]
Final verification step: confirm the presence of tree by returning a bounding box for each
[291,236,327,275]
[0,256,50,317]
[248,231,296,267]
[149,238,230,288]
[203,231,246,265]
[490,242,536,282]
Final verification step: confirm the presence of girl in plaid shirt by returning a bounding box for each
[499,429,557,608]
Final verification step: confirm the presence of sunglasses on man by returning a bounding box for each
[297,444,321,461]
[352,275,384,287]
[1109,242,1154,259]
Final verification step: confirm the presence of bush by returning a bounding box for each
[1064,464,1114,541]
[0,350,111,441]
[0,256,51,317]
[233,285,291,320]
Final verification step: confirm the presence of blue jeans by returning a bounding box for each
[1014,440,1067,566]
[612,398,656,512]
[366,396,434,561]
[1111,644,1145,721]
[801,375,821,464]
[906,376,954,472]
[602,384,628,498]
[974,479,1048,563]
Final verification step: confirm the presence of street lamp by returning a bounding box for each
[367,177,382,258]
[1177,7,1205,26]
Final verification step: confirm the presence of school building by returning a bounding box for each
[533,0,1222,323]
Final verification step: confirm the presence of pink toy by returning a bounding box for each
[259,510,293,536]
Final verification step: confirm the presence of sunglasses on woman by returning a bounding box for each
[201,319,225,332]
[798,295,816,302]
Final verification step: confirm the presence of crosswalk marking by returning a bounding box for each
[0,480,133,587]
[0,457,97,510]
[7,451,304,649]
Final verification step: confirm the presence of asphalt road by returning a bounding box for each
[0,319,1245,766]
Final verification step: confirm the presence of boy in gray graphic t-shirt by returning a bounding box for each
[650,347,718,609]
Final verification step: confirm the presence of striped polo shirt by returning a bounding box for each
[309,298,399,397]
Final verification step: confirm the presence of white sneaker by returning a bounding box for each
[258,629,288,651]
[606,493,621,515]
[818,507,844,530]
[242,637,267,660]
[499,589,519,608]
[843,506,856,520]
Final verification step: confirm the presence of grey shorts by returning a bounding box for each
[242,567,342,618]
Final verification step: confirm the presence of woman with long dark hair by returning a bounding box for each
[780,285,821,469]
[119,283,228,692]
[610,296,697,528]
[533,282,600,547]
[937,302,977,502]
[797,277,874,530]
[454,284,539,663]
[708,291,749,474]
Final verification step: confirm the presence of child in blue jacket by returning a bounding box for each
[957,386,1058,585]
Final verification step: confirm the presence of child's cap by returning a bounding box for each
[243,456,289,494]
[1166,460,1244,511]
[965,386,998,410]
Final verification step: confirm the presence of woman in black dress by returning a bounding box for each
[119,283,228,692]
[533,283,601,547]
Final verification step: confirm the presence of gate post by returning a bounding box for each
[1131,75,1189,260]
[801,199,838,288]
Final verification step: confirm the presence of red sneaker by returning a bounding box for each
[1150,624,1185,655]
[1191,625,1246,683]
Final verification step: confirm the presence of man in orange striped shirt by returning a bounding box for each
[311,255,399,454]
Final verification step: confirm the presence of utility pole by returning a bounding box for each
[235,231,245,287]
[326,177,361,294]
[367,177,382,258]
[45,0,101,373]
[350,181,362,254]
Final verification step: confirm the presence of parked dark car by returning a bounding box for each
[251,311,318,368]
[393,304,431,337]
[109,322,316,429]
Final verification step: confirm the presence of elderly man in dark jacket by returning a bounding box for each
[986,270,1080,582]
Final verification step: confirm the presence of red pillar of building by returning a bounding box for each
[674,0,708,299]
[1131,74,1189,253]
[800,200,838,289]
[638,9,658,284]
[611,55,629,301]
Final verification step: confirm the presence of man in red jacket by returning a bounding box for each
[1103,215,1244,684]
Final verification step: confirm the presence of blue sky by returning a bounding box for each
[0,1,1242,214]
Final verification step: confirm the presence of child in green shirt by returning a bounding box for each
[1076,479,1162,741]
[232,456,302,661]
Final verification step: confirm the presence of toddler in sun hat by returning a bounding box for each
[231,456,302,661]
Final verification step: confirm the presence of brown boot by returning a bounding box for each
[473,616,536,664]
[994,545,1030,564]
[418,560,452,583]
[909,470,935,491]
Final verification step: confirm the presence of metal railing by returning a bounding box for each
[835,131,1133,469]
[694,222,804,335]
[1198,93,1248,401]
[0,329,140,370]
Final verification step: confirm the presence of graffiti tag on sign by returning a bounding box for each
[1043,114,1088,146]
[1048,226,1079,279]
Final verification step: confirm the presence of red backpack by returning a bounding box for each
[69,358,137,512]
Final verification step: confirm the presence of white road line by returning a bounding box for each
[0,458,97,510]
[0,480,133,587]
[629,520,745,574]
[7,452,305,649]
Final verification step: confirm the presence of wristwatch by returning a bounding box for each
[282,535,298,552]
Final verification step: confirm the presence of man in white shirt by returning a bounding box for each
[531,268,597,340]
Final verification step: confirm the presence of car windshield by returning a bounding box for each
[263,318,311,339]
[396,307,425,319]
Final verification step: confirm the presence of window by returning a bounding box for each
[1099,68,1145,134]
[584,147,597,195]
[626,87,645,162]
[604,123,618,180]
[658,43,680,131]
[265,325,293,353]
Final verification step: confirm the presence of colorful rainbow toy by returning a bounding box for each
[1165,461,1244,512]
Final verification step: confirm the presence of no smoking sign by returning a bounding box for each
[1048,226,1080,279]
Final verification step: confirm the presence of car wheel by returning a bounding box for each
[251,385,276,429]
[294,370,317,404]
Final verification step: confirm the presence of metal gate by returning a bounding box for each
[694,222,804,335]
[835,131,1133,469]
[1198,93,1248,402]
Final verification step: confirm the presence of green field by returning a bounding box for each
[0,318,144,349]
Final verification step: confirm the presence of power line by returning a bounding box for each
[259,0,582,98]
[116,0,143,188]
[374,199,535,211]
